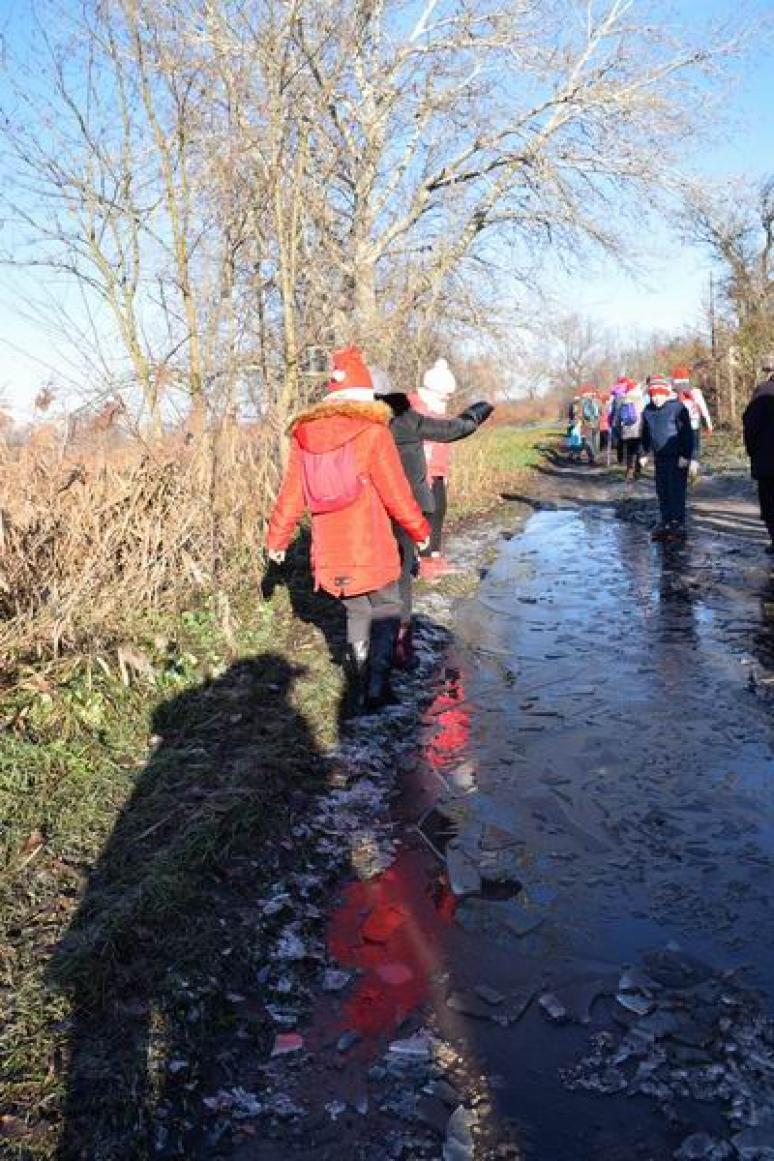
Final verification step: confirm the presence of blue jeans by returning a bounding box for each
[654,455,688,526]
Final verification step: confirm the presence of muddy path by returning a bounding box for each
[204,462,774,1161]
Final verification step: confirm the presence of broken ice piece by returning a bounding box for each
[675,1132,734,1160]
[445,1104,476,1159]
[275,928,306,960]
[322,968,352,993]
[618,969,660,995]
[446,843,482,898]
[389,1032,433,1060]
[616,992,656,1017]
[261,893,291,917]
[446,763,476,794]
[474,984,505,1006]
[270,1032,303,1057]
[539,993,567,1022]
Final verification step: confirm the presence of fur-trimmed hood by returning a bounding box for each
[289,397,392,454]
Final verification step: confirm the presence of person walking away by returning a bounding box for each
[599,394,612,456]
[673,365,713,461]
[413,358,461,575]
[609,377,635,467]
[619,381,646,481]
[372,369,494,668]
[639,376,696,541]
[566,408,584,463]
[266,346,430,712]
[742,353,774,555]
[579,387,600,462]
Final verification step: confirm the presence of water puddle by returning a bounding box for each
[299,505,774,1159]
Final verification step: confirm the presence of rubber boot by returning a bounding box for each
[394,621,419,672]
[364,618,400,712]
[342,640,369,717]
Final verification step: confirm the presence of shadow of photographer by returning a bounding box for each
[48,654,327,1159]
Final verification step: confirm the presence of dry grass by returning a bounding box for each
[448,424,557,518]
[0,423,278,664]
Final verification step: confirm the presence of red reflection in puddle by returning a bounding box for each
[323,850,453,1046]
[425,676,470,771]
[309,668,473,1059]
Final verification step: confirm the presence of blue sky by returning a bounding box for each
[0,0,772,415]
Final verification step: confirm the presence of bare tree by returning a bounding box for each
[683,177,774,419]
[0,0,750,449]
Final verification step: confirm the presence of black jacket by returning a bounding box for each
[641,398,694,460]
[378,393,479,513]
[743,378,774,480]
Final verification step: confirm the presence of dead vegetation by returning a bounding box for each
[0,423,277,664]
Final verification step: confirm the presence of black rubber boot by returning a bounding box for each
[343,640,369,717]
[364,618,400,712]
[393,620,419,672]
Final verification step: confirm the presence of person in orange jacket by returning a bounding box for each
[266,346,430,712]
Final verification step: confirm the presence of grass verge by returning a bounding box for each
[0,425,547,1157]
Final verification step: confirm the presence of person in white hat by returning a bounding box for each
[412,358,459,575]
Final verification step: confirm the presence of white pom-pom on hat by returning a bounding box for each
[422,357,457,399]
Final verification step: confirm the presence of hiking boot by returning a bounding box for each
[364,619,400,712]
[666,524,687,542]
[651,525,669,542]
[393,621,419,672]
[343,640,369,716]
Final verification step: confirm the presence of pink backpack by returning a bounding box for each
[300,443,365,514]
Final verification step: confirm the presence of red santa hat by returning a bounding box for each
[648,376,673,397]
[671,366,691,385]
[327,345,374,402]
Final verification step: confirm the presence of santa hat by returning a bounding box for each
[648,376,673,398]
[327,345,374,402]
[671,366,691,385]
[422,358,457,400]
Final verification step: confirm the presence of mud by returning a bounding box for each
[232,464,774,1160]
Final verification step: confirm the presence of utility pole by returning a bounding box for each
[709,272,720,423]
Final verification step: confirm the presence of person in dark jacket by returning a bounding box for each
[742,354,774,554]
[639,377,695,541]
[373,370,493,667]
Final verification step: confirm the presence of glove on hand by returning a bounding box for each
[417,536,431,552]
[267,548,286,565]
[678,457,689,469]
[639,456,649,469]
[459,401,494,426]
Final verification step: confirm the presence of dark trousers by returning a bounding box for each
[758,477,774,540]
[624,437,641,475]
[394,523,418,622]
[654,455,689,527]
[428,477,447,553]
[341,581,401,644]
[616,435,624,465]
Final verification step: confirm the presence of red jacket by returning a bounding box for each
[266,398,430,598]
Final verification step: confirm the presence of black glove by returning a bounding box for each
[458,401,494,426]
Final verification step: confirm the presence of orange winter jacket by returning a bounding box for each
[266,398,430,598]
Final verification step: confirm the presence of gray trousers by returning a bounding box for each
[341,581,401,644]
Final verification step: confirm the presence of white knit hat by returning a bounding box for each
[422,358,457,400]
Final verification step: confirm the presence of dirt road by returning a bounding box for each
[189,462,774,1161]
